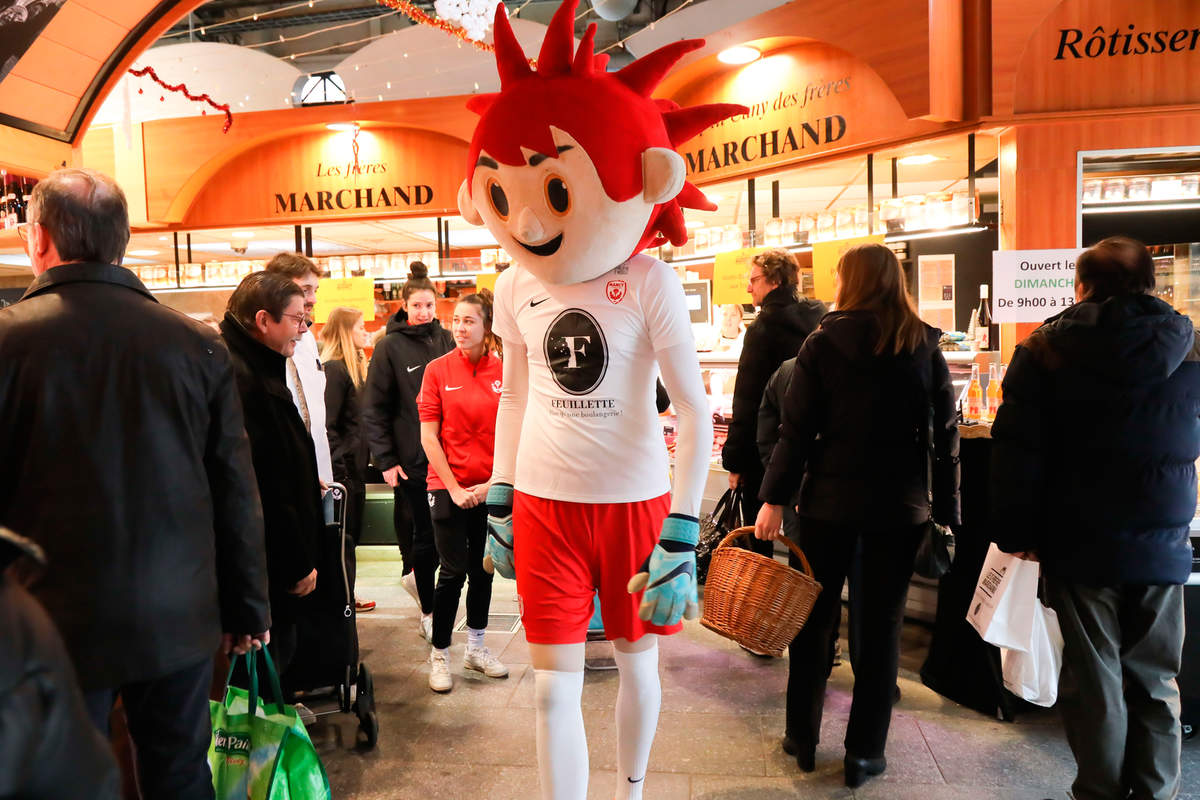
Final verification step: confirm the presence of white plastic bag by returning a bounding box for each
[965,543,1041,651]
[1000,600,1064,707]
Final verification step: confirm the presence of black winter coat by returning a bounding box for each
[0,263,269,690]
[362,309,454,479]
[722,285,826,476]
[221,313,323,622]
[324,358,369,484]
[0,530,120,799]
[990,295,1200,585]
[760,311,961,528]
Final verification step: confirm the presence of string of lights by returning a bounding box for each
[243,8,403,50]
[158,0,330,40]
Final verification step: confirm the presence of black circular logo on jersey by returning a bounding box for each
[543,308,608,395]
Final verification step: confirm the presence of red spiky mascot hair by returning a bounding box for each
[465,0,745,255]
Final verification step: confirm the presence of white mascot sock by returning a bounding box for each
[613,644,661,800]
[534,669,588,800]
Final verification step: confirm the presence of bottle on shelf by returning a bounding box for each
[974,285,992,350]
[985,363,1001,422]
[965,363,983,423]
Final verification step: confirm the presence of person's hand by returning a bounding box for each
[755,503,784,541]
[627,515,700,626]
[450,485,478,509]
[290,569,317,596]
[482,483,515,578]
[222,630,270,656]
[319,480,329,495]
[381,465,408,487]
[1011,550,1039,562]
[468,483,490,505]
[727,472,740,491]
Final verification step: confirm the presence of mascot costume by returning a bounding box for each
[458,2,745,797]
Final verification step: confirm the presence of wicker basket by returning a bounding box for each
[700,526,822,657]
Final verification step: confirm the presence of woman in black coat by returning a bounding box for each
[321,306,373,610]
[362,264,454,639]
[755,243,960,787]
[221,273,325,676]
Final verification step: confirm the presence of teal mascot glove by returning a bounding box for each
[626,514,700,626]
[482,483,515,579]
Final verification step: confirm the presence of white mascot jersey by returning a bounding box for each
[492,253,693,504]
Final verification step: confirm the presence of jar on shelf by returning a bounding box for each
[723,224,743,250]
[183,263,203,286]
[693,227,710,252]
[343,255,360,276]
[880,198,905,233]
[764,217,784,246]
[795,214,814,244]
[1082,179,1103,203]
[853,205,870,237]
[952,191,972,224]
[834,208,854,239]
[327,256,344,279]
[1102,178,1127,201]
[1127,177,1151,201]
[1150,175,1183,200]
[903,195,926,230]
[1182,174,1200,197]
[816,211,836,240]
[925,192,952,229]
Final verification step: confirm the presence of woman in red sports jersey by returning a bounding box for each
[418,292,508,693]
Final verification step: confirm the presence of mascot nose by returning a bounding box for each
[516,207,546,242]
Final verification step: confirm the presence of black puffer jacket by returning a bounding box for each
[0,263,269,690]
[0,530,120,799]
[722,286,826,476]
[324,358,369,484]
[991,295,1200,585]
[221,314,323,623]
[362,309,454,479]
[760,311,961,527]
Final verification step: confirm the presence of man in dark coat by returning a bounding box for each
[722,248,826,556]
[0,168,269,799]
[991,236,1200,800]
[221,272,325,678]
[0,528,120,799]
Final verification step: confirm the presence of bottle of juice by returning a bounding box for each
[985,363,1001,422]
[965,363,983,423]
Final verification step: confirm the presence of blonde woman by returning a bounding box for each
[321,306,374,611]
[755,243,960,786]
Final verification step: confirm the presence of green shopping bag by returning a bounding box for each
[209,648,331,800]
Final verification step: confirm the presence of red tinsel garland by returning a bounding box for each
[373,0,536,66]
[127,65,234,133]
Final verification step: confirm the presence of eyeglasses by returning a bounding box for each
[278,311,309,328]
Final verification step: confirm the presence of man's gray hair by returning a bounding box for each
[27,168,130,266]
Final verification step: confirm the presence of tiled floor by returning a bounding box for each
[309,548,1200,799]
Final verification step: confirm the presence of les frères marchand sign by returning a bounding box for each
[685,76,850,175]
[273,158,434,215]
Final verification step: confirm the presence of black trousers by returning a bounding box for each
[785,517,922,758]
[393,475,437,614]
[429,490,493,650]
[85,656,215,800]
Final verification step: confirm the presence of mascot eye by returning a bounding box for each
[487,178,509,220]
[544,175,571,216]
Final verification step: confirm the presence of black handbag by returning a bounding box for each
[696,487,743,584]
[914,405,955,579]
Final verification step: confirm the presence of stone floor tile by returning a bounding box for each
[409,705,540,766]
[690,774,854,799]
[587,770,691,800]
[648,711,767,776]
[917,714,1076,787]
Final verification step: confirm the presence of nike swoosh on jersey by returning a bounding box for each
[530,297,549,307]
[445,385,463,391]
[407,365,422,372]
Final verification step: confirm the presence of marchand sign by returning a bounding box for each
[684,116,846,174]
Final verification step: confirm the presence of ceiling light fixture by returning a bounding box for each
[897,154,943,166]
[326,122,358,132]
[127,249,159,257]
[230,231,256,239]
[717,45,760,65]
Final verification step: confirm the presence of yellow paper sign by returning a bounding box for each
[712,247,763,306]
[811,234,885,302]
[474,272,498,295]
[315,277,376,323]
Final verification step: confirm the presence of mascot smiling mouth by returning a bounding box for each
[517,233,563,257]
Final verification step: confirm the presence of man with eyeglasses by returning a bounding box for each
[0,168,269,799]
[220,271,324,681]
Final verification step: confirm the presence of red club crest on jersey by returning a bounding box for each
[606,279,627,304]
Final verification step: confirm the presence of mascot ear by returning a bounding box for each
[457,180,484,226]
[642,147,686,205]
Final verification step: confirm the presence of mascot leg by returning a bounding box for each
[532,642,588,800]
[612,635,660,800]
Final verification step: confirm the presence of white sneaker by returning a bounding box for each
[420,614,433,642]
[402,571,420,604]
[464,645,509,678]
[429,650,452,693]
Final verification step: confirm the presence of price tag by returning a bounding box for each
[712,247,761,306]
[314,277,375,323]
[991,249,1083,323]
[811,235,884,302]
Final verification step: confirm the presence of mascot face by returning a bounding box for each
[467,128,660,286]
[457,0,746,287]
